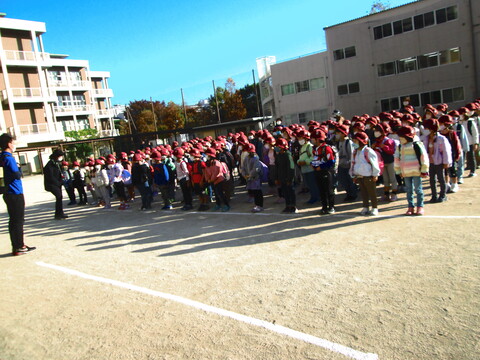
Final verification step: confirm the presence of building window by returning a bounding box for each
[310,77,326,90]
[313,109,328,122]
[382,23,392,38]
[378,62,396,77]
[373,26,383,40]
[338,82,359,95]
[281,83,295,96]
[424,11,435,26]
[381,97,400,112]
[421,90,442,106]
[344,46,356,58]
[397,57,417,73]
[338,84,348,95]
[439,47,461,65]
[333,46,356,60]
[418,52,440,69]
[295,80,310,93]
[446,6,458,21]
[298,112,307,123]
[442,87,464,103]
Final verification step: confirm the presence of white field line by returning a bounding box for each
[37,261,378,360]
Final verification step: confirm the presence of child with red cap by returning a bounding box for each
[243,143,264,212]
[131,153,152,210]
[395,126,429,215]
[422,119,452,203]
[372,123,398,202]
[350,132,381,216]
[334,125,357,202]
[204,148,230,211]
[275,138,296,213]
[439,115,462,193]
[72,160,88,205]
[311,130,336,215]
[94,159,111,209]
[174,148,193,211]
[190,149,209,211]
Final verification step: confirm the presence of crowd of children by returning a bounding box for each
[50,98,480,218]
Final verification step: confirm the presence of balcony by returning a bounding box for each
[98,129,119,138]
[92,88,114,98]
[1,88,56,103]
[54,104,94,115]
[96,109,113,118]
[3,50,51,67]
[49,80,91,89]
[8,122,65,146]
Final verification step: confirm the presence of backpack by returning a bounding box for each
[220,161,231,181]
[259,161,269,183]
[0,153,7,194]
[366,148,384,175]
[121,169,132,185]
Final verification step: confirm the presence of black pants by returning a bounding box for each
[113,181,127,202]
[280,183,296,207]
[466,145,477,173]
[137,183,152,209]
[179,178,192,206]
[74,185,87,203]
[248,189,264,207]
[3,193,25,250]
[213,181,229,206]
[315,169,335,210]
[49,186,64,217]
[65,184,76,203]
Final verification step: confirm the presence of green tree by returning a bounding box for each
[63,129,98,161]
[238,83,261,118]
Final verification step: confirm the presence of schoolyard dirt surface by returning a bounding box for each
[0,175,479,360]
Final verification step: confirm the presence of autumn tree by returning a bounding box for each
[136,109,155,133]
[223,78,247,121]
[238,83,261,118]
[161,101,183,131]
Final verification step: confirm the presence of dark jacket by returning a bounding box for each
[131,163,151,187]
[43,159,63,192]
[275,150,295,183]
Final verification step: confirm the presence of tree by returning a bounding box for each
[223,78,247,121]
[369,1,390,14]
[63,128,98,161]
[136,109,156,133]
[161,101,183,133]
[238,83,261,118]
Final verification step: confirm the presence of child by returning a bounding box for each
[151,151,172,209]
[395,126,429,215]
[243,143,264,212]
[190,149,209,211]
[204,147,230,212]
[438,115,462,193]
[131,153,152,211]
[94,159,111,209]
[372,123,398,201]
[311,130,336,215]
[350,132,381,216]
[422,119,452,203]
[61,161,76,205]
[296,129,320,204]
[174,147,192,211]
[72,160,88,205]
[275,138,296,213]
[334,124,357,202]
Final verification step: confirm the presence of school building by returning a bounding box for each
[257,0,480,126]
[0,14,116,173]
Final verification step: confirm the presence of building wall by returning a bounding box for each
[7,67,41,88]
[325,0,478,117]
[14,104,45,125]
[1,29,32,51]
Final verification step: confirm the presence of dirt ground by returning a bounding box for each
[0,174,479,360]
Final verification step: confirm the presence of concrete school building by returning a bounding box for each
[0,14,116,174]
[257,0,480,126]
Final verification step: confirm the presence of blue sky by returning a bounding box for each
[3,0,411,105]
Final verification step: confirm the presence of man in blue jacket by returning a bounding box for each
[0,133,36,256]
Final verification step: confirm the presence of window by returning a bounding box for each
[397,57,417,73]
[447,6,458,21]
[436,8,447,24]
[402,17,413,32]
[313,109,328,122]
[393,20,403,35]
[421,90,441,106]
[349,82,360,93]
[424,11,435,27]
[439,47,461,65]
[407,94,420,107]
[283,114,294,124]
[281,83,295,96]
[295,80,310,93]
[334,46,356,60]
[414,14,424,30]
[310,77,325,90]
[378,62,396,77]
[298,112,307,123]
[380,97,400,112]
[418,52,439,69]
[333,49,344,60]
[338,84,348,95]
[382,23,392,37]
[344,46,356,58]
[374,26,383,40]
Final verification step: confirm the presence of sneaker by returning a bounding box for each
[468,173,477,177]
[369,208,379,216]
[405,207,415,216]
[221,205,230,212]
[290,207,298,214]
[182,205,193,211]
[429,197,438,204]
[437,196,447,203]
[319,208,328,215]
[211,205,221,211]
[415,207,424,216]
[118,204,126,210]
[451,183,459,193]
[12,245,36,256]
[54,214,69,220]
[161,205,173,210]
[360,207,369,215]
[390,193,398,202]
[381,195,390,202]
[251,206,264,213]
[327,208,335,214]
[458,177,464,184]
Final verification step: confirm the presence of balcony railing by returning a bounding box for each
[2,88,56,103]
[54,105,93,114]
[8,122,64,139]
[96,109,113,117]
[98,129,119,137]
[93,88,113,98]
[49,80,90,88]
[3,50,50,63]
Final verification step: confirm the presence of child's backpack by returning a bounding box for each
[219,160,231,181]
[367,148,384,175]
[121,169,132,185]
[259,161,269,183]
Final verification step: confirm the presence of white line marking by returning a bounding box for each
[37,261,378,360]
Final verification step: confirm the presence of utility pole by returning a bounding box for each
[150,97,157,132]
[181,88,188,128]
[252,69,262,117]
[212,80,221,124]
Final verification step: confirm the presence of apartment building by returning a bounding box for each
[258,0,479,122]
[0,15,116,173]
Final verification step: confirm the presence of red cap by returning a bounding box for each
[246,143,256,153]
[133,153,143,162]
[423,118,439,132]
[61,161,69,167]
[352,132,369,145]
[311,129,326,141]
[352,122,365,131]
[72,161,80,167]
[438,115,454,125]
[375,123,391,135]
[205,147,217,157]
[276,138,289,149]
[401,114,415,125]
[397,126,416,140]
[436,103,448,112]
[335,124,349,137]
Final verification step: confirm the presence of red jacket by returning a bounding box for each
[204,160,225,185]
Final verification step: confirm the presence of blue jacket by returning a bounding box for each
[1,151,23,195]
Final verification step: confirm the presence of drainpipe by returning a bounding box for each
[469,0,478,96]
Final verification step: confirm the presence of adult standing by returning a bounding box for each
[0,133,36,255]
[44,148,68,220]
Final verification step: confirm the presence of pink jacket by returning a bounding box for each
[204,160,225,185]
